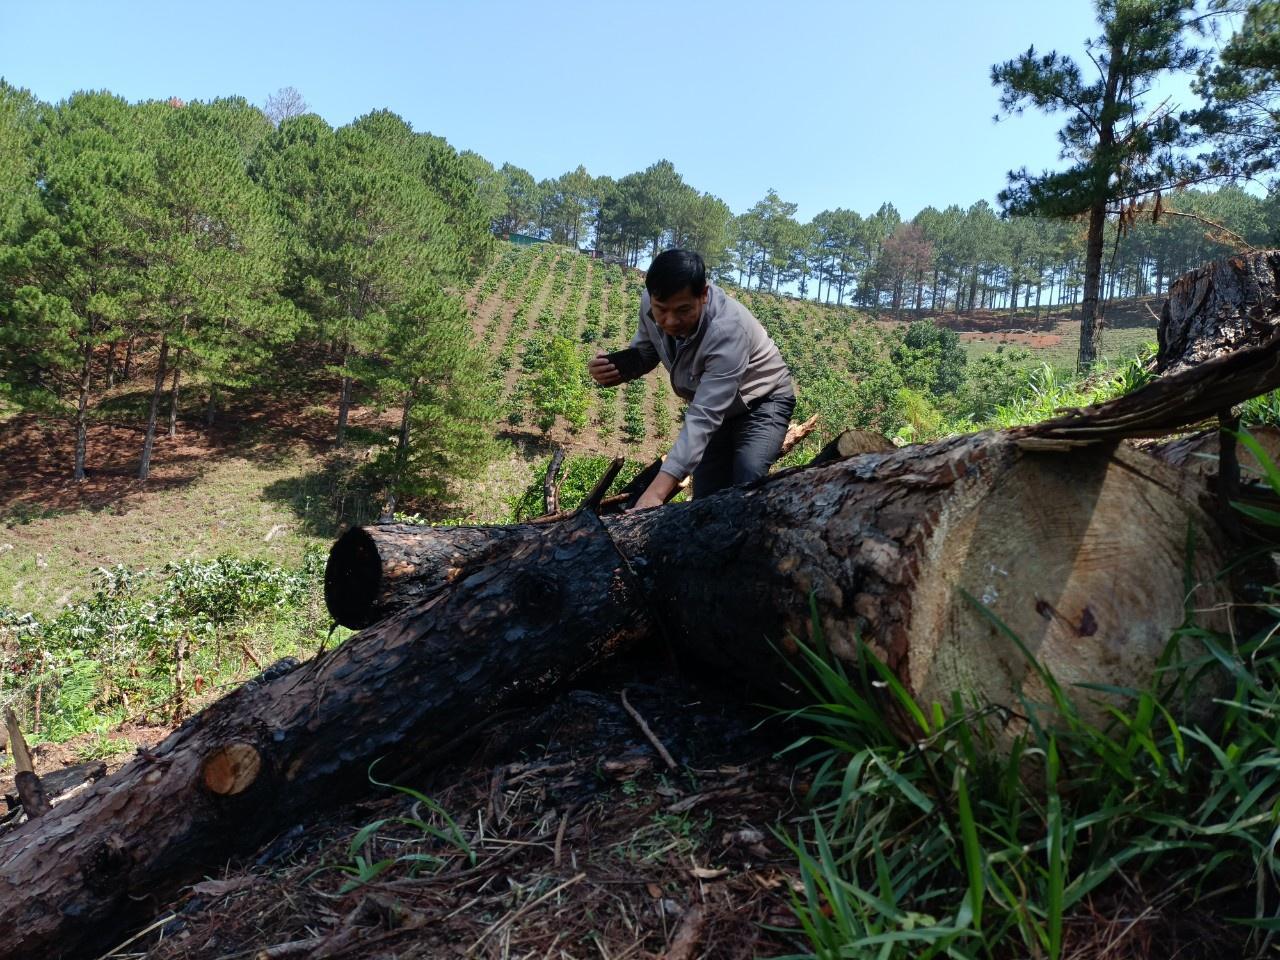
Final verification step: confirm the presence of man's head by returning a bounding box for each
[646,248,709,339]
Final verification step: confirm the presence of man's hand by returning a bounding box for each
[630,471,680,511]
[588,351,622,387]
[632,489,666,511]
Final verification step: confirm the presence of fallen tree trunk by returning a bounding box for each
[329,434,1230,727]
[328,427,888,631]
[4,253,1275,958]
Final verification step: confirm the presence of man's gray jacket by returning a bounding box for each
[625,283,793,479]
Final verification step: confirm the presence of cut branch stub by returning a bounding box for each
[202,743,262,796]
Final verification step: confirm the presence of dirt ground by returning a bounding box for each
[0,382,390,519]
[77,651,811,960]
[957,330,1064,349]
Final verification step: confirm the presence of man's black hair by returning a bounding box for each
[646,249,706,300]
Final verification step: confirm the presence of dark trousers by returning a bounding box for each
[692,393,796,499]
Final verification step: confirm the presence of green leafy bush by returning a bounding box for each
[0,550,324,740]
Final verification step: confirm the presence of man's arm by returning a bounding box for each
[631,469,680,511]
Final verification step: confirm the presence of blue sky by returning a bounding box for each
[1,1,1204,223]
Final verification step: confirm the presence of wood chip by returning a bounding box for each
[689,866,728,880]
[188,875,258,898]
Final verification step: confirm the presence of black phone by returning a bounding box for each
[602,347,648,381]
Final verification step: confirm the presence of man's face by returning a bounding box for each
[649,286,709,339]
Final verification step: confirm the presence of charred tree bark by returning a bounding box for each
[328,428,879,631]
[543,446,566,515]
[0,512,652,960]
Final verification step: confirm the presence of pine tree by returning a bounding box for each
[992,0,1205,369]
[0,81,38,243]
[252,107,495,509]
[364,287,496,514]
[1190,1,1280,178]
[0,92,152,480]
[132,97,291,478]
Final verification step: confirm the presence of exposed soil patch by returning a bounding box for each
[958,331,1065,348]
[0,387,397,521]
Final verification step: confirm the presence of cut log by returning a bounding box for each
[332,427,890,631]
[40,761,107,800]
[0,511,653,960]
[328,433,1228,731]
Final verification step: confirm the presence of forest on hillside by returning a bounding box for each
[4,0,1280,513]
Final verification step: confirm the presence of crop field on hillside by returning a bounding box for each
[463,242,1159,454]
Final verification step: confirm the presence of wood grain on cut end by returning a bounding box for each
[202,743,262,796]
[906,443,1229,732]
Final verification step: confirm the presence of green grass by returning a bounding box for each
[1,454,333,618]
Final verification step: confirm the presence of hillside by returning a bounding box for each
[1,240,1163,620]
[464,241,1158,456]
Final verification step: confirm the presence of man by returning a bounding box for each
[588,249,795,510]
